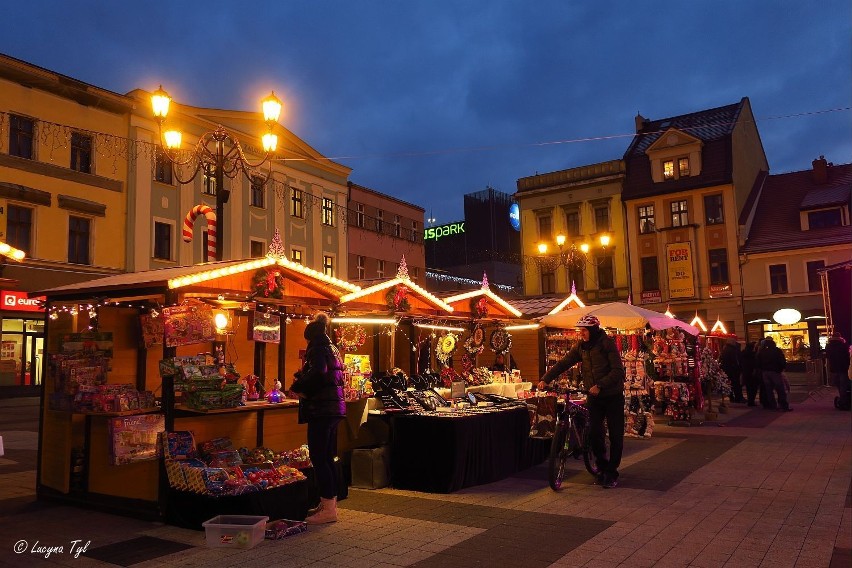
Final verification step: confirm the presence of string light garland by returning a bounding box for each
[426,271,515,293]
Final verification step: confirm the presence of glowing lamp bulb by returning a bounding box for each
[151,85,171,119]
[537,243,548,255]
[600,234,611,247]
[580,243,590,254]
[164,130,182,150]
[773,308,801,326]
[214,313,229,330]
[555,234,566,247]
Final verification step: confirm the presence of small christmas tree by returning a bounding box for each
[699,346,731,414]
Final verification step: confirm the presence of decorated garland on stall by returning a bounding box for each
[435,332,458,366]
[251,267,286,299]
[463,324,485,355]
[470,296,489,319]
[335,325,367,352]
[385,284,411,313]
[489,327,512,354]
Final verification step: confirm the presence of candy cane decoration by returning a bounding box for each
[183,205,217,261]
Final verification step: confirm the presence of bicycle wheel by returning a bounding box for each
[548,424,569,491]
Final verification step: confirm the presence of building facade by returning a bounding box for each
[740,157,851,363]
[515,160,628,301]
[0,54,131,391]
[125,89,351,278]
[621,98,769,337]
[346,181,424,284]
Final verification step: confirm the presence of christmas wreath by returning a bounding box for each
[385,284,411,313]
[436,332,458,366]
[463,324,485,355]
[251,267,286,299]
[489,328,512,354]
[470,296,489,319]
[335,325,367,352]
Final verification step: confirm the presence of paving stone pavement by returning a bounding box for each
[0,374,849,567]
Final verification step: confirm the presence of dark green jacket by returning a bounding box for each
[541,332,625,397]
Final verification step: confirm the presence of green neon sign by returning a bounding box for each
[424,222,465,241]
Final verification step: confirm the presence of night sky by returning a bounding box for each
[3,0,850,223]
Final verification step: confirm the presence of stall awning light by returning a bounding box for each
[442,289,522,317]
[690,313,708,332]
[504,323,540,331]
[332,317,397,325]
[748,318,772,324]
[711,318,728,334]
[547,293,586,315]
[414,322,467,333]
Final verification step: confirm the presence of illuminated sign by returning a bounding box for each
[640,290,661,304]
[665,242,695,299]
[509,203,521,231]
[424,222,465,241]
[0,290,45,312]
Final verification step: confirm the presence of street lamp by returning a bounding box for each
[151,86,282,261]
[532,233,612,271]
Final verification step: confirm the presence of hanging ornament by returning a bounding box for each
[489,328,512,354]
[470,296,489,319]
[335,325,367,352]
[463,324,485,355]
[435,332,458,366]
[251,267,286,299]
[385,284,410,313]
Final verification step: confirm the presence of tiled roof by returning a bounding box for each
[741,163,852,254]
[511,296,563,317]
[621,99,746,201]
[624,100,744,158]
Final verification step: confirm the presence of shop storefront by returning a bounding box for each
[745,298,828,369]
[0,289,46,390]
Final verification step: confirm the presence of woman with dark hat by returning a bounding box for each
[290,313,346,523]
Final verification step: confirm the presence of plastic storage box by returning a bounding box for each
[351,446,390,489]
[202,515,268,549]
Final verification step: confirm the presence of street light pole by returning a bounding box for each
[151,86,281,262]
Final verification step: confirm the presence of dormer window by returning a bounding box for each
[663,160,675,180]
[678,157,690,177]
[807,209,842,229]
[663,157,690,180]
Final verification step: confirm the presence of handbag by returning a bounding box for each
[527,395,557,439]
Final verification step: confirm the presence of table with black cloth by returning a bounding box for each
[389,404,547,493]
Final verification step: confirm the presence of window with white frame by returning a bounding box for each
[70,132,92,174]
[376,210,384,233]
[322,198,335,226]
[670,200,688,227]
[250,240,266,258]
[290,188,304,218]
[291,248,303,265]
[250,176,265,208]
[68,215,91,265]
[377,259,385,279]
[356,203,365,228]
[323,255,334,277]
[411,220,418,242]
[394,215,401,238]
[638,205,655,234]
[9,114,34,159]
[356,255,365,279]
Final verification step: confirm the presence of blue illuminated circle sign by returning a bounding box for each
[509,203,521,231]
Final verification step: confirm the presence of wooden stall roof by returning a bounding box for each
[512,289,586,318]
[442,287,524,319]
[33,256,360,304]
[337,259,453,316]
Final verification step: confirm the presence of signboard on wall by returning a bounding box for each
[709,284,733,298]
[665,242,695,299]
[424,222,465,241]
[1,290,45,312]
[509,203,521,231]
[641,290,662,304]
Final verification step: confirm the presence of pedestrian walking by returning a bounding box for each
[720,337,744,403]
[741,341,759,406]
[825,333,851,409]
[756,337,791,411]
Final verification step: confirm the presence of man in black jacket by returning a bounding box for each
[756,337,791,411]
[538,315,626,488]
[825,333,851,408]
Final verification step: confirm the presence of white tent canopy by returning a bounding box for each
[539,302,700,336]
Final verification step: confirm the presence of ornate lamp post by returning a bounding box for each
[532,233,612,272]
[151,86,282,261]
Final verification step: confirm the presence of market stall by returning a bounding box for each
[35,236,360,521]
[540,302,701,432]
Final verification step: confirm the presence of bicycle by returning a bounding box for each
[547,388,607,491]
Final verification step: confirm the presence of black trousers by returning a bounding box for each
[307,416,343,499]
[587,394,625,479]
[744,369,760,405]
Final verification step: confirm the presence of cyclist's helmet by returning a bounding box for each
[575,314,601,328]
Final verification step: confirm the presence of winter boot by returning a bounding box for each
[306,497,338,524]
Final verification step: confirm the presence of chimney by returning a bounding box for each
[812,155,828,184]
[635,113,647,133]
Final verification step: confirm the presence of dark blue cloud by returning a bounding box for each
[2,0,849,220]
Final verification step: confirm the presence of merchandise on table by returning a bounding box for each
[159,356,250,410]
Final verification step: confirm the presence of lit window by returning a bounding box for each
[291,248,303,265]
[323,255,334,277]
[638,205,655,234]
[322,198,335,226]
[671,200,688,227]
[678,157,690,177]
[663,160,675,180]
